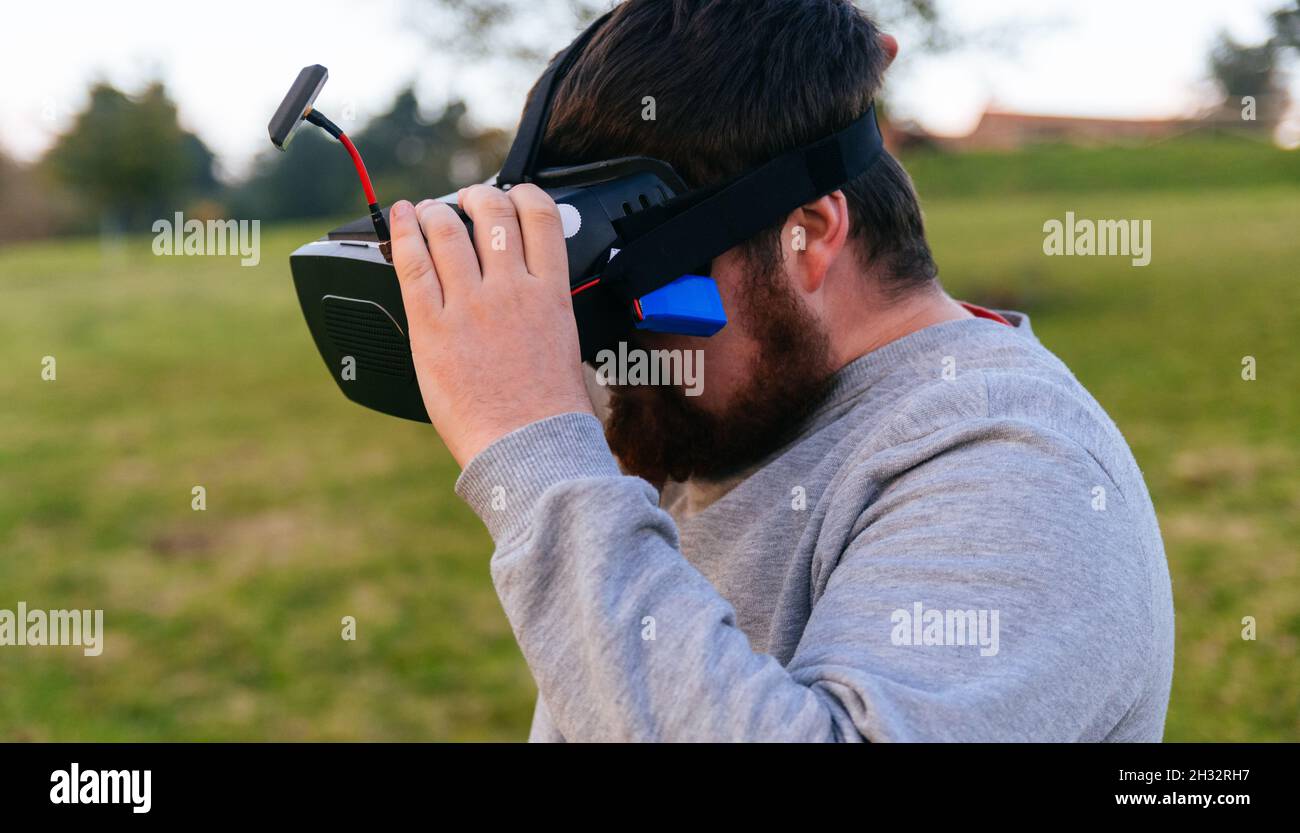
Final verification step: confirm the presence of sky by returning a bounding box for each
[1,0,1295,181]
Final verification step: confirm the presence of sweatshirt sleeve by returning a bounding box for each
[454,411,1158,742]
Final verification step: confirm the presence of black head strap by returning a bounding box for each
[602,104,886,303]
[497,9,617,187]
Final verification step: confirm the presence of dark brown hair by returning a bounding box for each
[537,0,939,293]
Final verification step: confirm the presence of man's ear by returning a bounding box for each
[880,33,899,68]
[787,191,850,295]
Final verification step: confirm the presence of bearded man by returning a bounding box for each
[386,0,1175,742]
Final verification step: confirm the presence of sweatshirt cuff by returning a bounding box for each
[454,412,624,544]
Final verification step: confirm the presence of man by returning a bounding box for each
[387,0,1175,741]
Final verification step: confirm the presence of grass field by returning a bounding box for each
[1,139,1297,740]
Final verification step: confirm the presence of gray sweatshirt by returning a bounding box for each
[454,311,1175,741]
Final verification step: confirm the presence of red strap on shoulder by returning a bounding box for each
[959,302,1012,326]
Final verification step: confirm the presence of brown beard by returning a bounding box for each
[604,251,836,485]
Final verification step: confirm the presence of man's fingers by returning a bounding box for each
[507,183,570,289]
[416,199,481,304]
[389,200,444,318]
[459,184,525,282]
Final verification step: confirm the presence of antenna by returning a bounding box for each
[269,65,392,263]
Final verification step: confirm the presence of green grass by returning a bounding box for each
[1,140,1297,740]
[0,225,531,740]
[906,133,1300,197]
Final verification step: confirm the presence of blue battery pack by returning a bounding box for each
[634,274,727,337]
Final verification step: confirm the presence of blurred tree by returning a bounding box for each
[42,81,217,232]
[0,149,71,244]
[228,128,363,222]
[230,87,508,222]
[1209,34,1285,130]
[1206,1,1298,134]
[1269,1,1299,50]
[352,90,509,202]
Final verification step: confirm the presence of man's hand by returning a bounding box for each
[388,184,594,467]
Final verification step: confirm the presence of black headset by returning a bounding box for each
[274,7,884,422]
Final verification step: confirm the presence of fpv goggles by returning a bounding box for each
[273,9,884,422]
